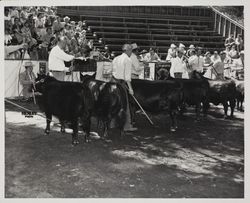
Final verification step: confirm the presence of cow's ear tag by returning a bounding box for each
[41,79,45,83]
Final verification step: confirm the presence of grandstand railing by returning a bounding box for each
[210,6,244,38]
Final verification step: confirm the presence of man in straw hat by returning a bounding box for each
[130,43,144,79]
[166,43,177,61]
[19,61,36,101]
[169,48,189,79]
[112,44,137,131]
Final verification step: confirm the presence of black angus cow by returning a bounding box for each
[207,79,236,118]
[191,72,237,118]
[35,75,93,145]
[170,78,210,119]
[234,79,244,111]
[131,79,185,131]
[81,74,128,137]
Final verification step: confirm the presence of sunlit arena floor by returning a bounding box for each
[5,99,244,198]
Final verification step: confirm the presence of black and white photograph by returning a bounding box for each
[3,1,246,199]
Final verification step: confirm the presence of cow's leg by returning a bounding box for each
[236,99,240,110]
[195,103,201,121]
[60,120,65,133]
[169,110,177,132]
[240,100,244,112]
[81,114,91,143]
[223,101,229,118]
[202,101,210,119]
[229,99,236,118]
[71,118,79,146]
[45,112,52,134]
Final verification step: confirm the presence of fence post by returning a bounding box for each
[218,15,222,34]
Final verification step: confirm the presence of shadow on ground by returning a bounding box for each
[5,100,244,198]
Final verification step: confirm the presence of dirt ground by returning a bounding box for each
[5,99,244,198]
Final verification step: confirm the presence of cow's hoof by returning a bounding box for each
[72,140,80,146]
[61,128,65,133]
[44,130,50,135]
[85,139,90,143]
[223,115,229,119]
[170,127,176,132]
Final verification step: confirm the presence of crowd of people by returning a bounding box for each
[4,6,95,60]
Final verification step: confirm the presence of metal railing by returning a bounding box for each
[210,6,244,38]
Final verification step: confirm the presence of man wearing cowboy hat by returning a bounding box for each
[170,48,189,79]
[130,43,144,79]
[19,61,36,101]
[166,44,177,61]
[139,49,148,61]
[187,44,195,57]
[48,36,75,81]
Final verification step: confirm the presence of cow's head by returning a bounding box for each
[33,74,49,93]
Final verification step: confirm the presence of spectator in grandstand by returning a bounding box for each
[48,36,75,81]
[20,7,29,24]
[212,51,226,80]
[10,7,20,24]
[144,47,161,62]
[211,51,221,63]
[170,48,188,79]
[12,17,24,45]
[5,28,12,46]
[139,49,148,61]
[166,44,177,61]
[19,61,36,101]
[39,27,54,60]
[44,15,54,28]
[21,21,37,49]
[102,45,111,59]
[235,34,244,52]
[186,44,195,57]
[36,13,47,38]
[52,16,63,34]
[224,34,235,47]
[76,21,84,31]
[62,16,71,27]
[4,7,11,21]
[228,44,239,59]
[130,43,144,79]
[224,44,231,58]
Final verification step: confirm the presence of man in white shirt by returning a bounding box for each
[130,43,144,79]
[112,44,137,131]
[170,48,188,79]
[48,36,75,81]
[188,48,204,78]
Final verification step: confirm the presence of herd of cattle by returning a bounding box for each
[34,72,244,145]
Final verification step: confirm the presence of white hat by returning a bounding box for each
[179,43,185,48]
[63,16,70,21]
[24,61,34,67]
[170,44,176,48]
[189,44,195,49]
[131,43,138,50]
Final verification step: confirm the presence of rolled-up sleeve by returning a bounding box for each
[124,58,132,82]
[56,47,74,62]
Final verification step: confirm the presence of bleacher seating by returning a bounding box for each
[57,6,226,58]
